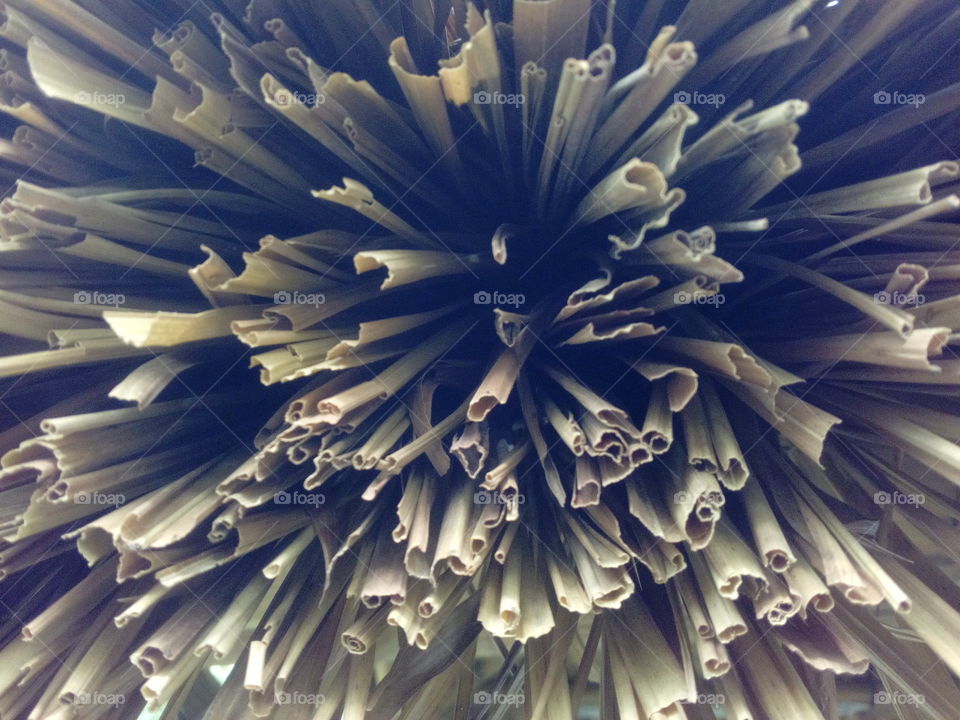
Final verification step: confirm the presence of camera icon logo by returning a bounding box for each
[474,290,492,304]
[274,491,292,504]
[274,291,292,304]
[873,90,891,104]
[473,691,492,705]
[474,90,492,104]
[674,491,693,504]
[673,90,691,104]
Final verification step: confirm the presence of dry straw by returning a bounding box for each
[0,1,959,719]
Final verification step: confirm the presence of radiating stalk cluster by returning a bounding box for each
[0,1,959,720]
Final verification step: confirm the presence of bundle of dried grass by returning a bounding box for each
[0,1,959,719]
